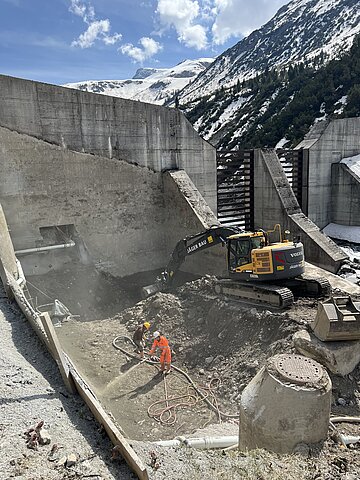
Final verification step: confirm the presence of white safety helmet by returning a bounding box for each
[153,331,161,339]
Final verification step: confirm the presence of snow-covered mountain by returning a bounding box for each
[63,58,214,105]
[179,0,360,106]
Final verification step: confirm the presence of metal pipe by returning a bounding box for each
[154,436,238,449]
[330,416,360,423]
[341,435,360,445]
[15,241,75,255]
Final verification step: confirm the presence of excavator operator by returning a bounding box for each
[149,331,171,375]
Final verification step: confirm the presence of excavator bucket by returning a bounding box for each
[141,283,161,299]
[311,296,360,342]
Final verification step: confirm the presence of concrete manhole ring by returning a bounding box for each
[273,354,323,385]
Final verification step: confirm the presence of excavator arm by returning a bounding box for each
[142,225,243,298]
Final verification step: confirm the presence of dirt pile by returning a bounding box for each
[117,276,305,404]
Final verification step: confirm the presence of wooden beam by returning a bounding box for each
[39,312,77,394]
[69,365,149,480]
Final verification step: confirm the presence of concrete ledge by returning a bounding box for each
[293,329,360,376]
[163,170,228,276]
[289,213,348,273]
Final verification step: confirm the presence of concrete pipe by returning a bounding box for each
[239,354,332,453]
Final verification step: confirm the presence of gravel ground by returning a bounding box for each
[0,284,135,480]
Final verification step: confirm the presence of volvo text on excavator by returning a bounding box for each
[142,224,331,308]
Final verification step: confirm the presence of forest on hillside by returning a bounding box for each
[182,35,360,149]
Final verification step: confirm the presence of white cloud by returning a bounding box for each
[211,0,288,44]
[179,24,208,49]
[120,37,163,63]
[155,0,288,49]
[156,0,208,49]
[69,0,122,48]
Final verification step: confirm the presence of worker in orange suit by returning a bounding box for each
[149,331,171,375]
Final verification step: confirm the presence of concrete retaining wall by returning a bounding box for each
[0,126,166,277]
[254,149,347,273]
[332,163,360,226]
[296,118,360,229]
[0,74,216,213]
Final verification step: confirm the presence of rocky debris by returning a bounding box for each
[24,420,51,450]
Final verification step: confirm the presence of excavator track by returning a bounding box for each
[214,279,295,309]
[285,275,332,298]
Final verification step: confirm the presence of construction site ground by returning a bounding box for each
[2,265,360,479]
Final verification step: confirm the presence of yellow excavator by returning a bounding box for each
[142,224,331,308]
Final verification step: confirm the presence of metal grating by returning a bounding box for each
[217,149,304,229]
[276,148,303,207]
[216,150,254,230]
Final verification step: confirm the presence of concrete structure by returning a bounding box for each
[293,330,360,376]
[239,354,332,453]
[0,126,166,277]
[254,149,347,273]
[0,204,18,297]
[0,74,216,212]
[0,75,224,280]
[296,118,360,229]
[332,161,360,226]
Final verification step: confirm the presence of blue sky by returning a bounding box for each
[0,0,289,85]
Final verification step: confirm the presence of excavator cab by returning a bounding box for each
[227,234,263,271]
[226,227,305,282]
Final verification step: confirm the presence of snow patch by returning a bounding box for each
[323,223,360,244]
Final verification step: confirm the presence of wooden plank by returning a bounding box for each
[69,364,149,480]
[39,312,77,394]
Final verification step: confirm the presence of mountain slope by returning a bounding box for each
[185,34,360,149]
[63,58,214,105]
[178,0,360,106]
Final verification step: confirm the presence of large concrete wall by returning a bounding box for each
[296,118,360,229]
[0,74,217,213]
[254,149,347,273]
[332,163,360,226]
[0,126,166,277]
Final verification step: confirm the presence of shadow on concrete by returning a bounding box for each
[0,393,57,405]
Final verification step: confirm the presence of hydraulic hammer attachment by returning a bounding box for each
[311,296,360,342]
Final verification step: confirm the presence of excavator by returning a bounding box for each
[142,224,331,309]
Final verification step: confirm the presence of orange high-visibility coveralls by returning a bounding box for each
[149,335,171,372]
